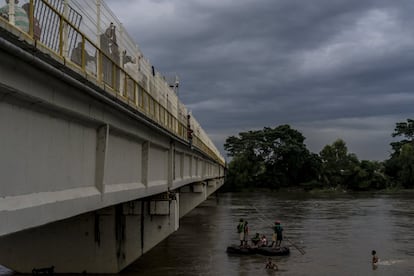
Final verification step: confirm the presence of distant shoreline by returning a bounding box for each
[220,186,414,194]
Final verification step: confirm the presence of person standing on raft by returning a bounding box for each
[243,221,249,246]
[237,219,245,247]
[272,221,283,248]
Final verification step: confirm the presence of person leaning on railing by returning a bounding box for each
[71,41,96,68]
[0,0,29,33]
[22,3,41,40]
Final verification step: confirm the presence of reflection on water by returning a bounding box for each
[2,192,414,275]
[123,192,414,276]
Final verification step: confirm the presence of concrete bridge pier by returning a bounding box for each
[0,194,179,274]
[178,179,223,218]
[0,179,224,274]
[0,2,227,273]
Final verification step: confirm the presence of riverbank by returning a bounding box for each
[220,185,414,195]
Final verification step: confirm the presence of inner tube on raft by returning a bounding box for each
[226,245,290,256]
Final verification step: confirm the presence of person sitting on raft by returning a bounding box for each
[260,235,268,247]
[251,233,261,247]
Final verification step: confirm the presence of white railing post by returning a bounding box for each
[119,23,125,95]
[9,0,15,26]
[96,0,102,81]
[62,0,69,58]
[96,0,101,45]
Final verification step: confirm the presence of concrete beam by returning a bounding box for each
[0,197,180,274]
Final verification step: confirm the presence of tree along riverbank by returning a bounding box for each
[223,119,414,192]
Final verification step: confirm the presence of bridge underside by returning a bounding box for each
[0,183,222,274]
[0,24,225,274]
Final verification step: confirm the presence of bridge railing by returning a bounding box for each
[0,0,225,166]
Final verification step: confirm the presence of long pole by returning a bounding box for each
[249,203,306,255]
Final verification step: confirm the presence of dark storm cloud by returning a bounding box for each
[107,0,414,160]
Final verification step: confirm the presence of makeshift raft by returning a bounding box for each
[226,245,290,256]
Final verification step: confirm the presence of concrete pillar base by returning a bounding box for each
[0,198,179,274]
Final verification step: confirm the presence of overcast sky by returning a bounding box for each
[106,0,414,161]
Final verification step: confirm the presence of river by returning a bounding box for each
[2,191,414,275]
[122,191,414,276]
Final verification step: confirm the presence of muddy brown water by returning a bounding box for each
[2,191,414,275]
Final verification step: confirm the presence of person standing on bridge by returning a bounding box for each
[187,114,193,148]
[22,3,41,40]
[71,41,96,68]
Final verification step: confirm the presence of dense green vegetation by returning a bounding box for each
[223,119,414,191]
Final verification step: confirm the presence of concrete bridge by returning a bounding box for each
[0,0,225,273]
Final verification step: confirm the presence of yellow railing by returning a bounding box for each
[0,0,225,166]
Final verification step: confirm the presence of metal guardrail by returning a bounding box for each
[0,0,225,165]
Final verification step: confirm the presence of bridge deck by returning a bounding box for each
[0,0,225,238]
[0,0,224,164]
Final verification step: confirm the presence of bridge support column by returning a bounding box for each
[0,195,179,274]
[178,182,207,218]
